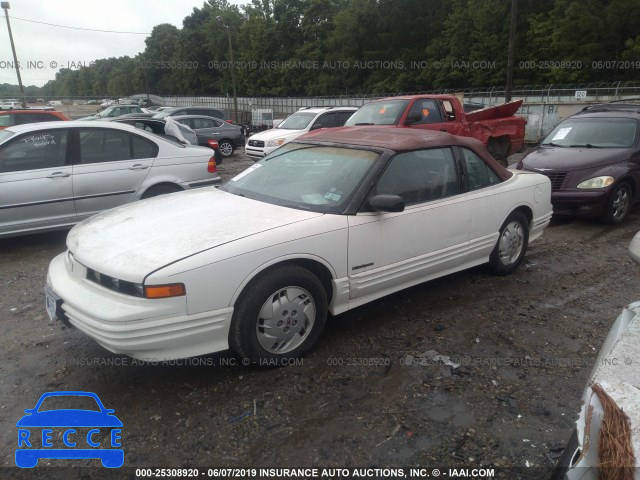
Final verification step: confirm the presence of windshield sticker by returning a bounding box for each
[230,163,261,181]
[301,194,329,205]
[552,127,572,141]
[324,190,342,202]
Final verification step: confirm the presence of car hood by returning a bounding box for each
[248,128,305,142]
[521,145,629,171]
[16,410,122,428]
[67,188,324,282]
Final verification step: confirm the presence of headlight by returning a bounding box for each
[266,138,286,147]
[577,176,615,189]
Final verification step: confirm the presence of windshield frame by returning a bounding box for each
[221,142,386,214]
[542,116,639,148]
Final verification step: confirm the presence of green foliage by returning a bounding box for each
[14,0,640,97]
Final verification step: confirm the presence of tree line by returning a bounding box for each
[3,0,640,99]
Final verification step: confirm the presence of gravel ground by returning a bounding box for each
[1,151,639,479]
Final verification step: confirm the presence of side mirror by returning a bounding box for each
[368,194,405,213]
[309,124,323,131]
[405,111,422,124]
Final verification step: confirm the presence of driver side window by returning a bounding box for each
[375,148,459,206]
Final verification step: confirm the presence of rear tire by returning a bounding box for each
[602,182,632,225]
[229,265,327,365]
[218,139,234,158]
[141,184,182,199]
[489,211,529,275]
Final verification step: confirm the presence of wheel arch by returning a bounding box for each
[511,204,533,226]
[230,255,336,308]
[139,181,184,199]
[617,176,636,197]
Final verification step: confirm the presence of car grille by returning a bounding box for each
[248,139,265,148]
[526,169,568,190]
[86,268,143,297]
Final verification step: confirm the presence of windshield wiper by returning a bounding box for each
[544,142,565,147]
[354,122,374,126]
[569,144,602,148]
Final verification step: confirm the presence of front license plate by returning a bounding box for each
[44,286,59,322]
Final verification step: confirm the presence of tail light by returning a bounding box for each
[207,139,219,150]
[207,157,217,173]
[225,120,232,123]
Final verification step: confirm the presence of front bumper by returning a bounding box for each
[47,252,233,361]
[245,145,277,160]
[551,189,609,218]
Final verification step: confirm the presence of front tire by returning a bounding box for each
[489,211,529,275]
[602,182,632,225]
[229,265,327,365]
[218,139,234,158]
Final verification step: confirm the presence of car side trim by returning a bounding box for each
[0,190,135,210]
[188,178,222,188]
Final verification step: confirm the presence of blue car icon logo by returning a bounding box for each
[16,391,123,468]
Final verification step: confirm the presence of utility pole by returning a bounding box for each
[505,0,518,102]
[2,2,27,108]
[216,16,238,123]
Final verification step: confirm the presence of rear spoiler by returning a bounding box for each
[465,99,523,122]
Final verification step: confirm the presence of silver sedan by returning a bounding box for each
[0,121,221,238]
[172,115,244,158]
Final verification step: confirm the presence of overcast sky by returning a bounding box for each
[0,0,246,87]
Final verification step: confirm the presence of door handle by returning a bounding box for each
[440,129,447,132]
[128,164,149,170]
[47,171,70,178]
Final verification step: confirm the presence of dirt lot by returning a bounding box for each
[1,152,640,479]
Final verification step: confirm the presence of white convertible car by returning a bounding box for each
[46,127,552,363]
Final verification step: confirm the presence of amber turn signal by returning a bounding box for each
[144,283,186,299]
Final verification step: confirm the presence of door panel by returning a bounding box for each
[0,129,74,233]
[404,99,460,135]
[72,129,154,218]
[347,148,470,301]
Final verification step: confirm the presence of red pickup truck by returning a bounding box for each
[344,95,526,165]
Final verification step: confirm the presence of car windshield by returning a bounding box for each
[152,110,176,119]
[277,112,317,130]
[345,100,410,126]
[96,107,116,118]
[221,143,379,213]
[37,395,101,412]
[542,117,639,148]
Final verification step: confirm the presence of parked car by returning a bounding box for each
[112,117,223,165]
[45,127,552,364]
[517,103,640,224]
[0,109,70,130]
[1,100,23,110]
[344,95,527,165]
[78,105,145,121]
[152,106,231,123]
[244,106,357,160]
[553,231,640,478]
[173,115,243,158]
[0,121,220,238]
